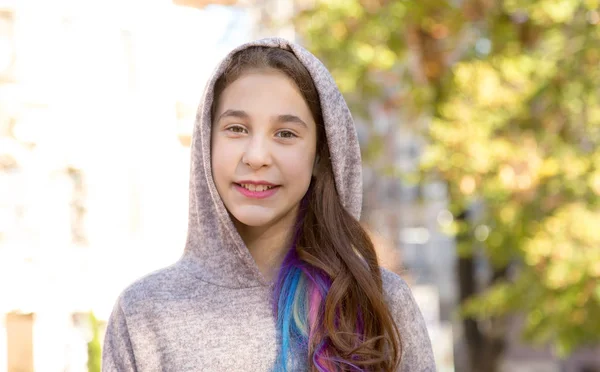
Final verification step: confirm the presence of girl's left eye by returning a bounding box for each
[276,130,297,139]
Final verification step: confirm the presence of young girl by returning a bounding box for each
[102,37,435,372]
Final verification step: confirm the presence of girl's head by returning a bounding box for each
[211,47,324,232]
[210,46,400,371]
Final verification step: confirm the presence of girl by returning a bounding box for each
[102,37,435,372]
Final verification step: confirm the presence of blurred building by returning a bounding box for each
[357,102,457,371]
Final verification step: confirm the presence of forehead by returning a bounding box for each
[216,70,314,121]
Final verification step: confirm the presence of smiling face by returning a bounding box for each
[211,69,318,233]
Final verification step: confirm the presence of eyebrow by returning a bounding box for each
[275,114,308,129]
[217,109,308,129]
[216,109,249,122]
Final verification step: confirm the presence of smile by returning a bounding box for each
[239,183,274,192]
[234,183,280,199]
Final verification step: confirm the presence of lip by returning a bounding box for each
[234,181,280,199]
[236,180,278,186]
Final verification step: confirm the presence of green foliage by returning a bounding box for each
[295,0,600,356]
[87,312,102,372]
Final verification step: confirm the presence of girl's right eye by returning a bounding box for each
[226,125,247,134]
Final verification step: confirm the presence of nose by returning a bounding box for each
[242,135,272,170]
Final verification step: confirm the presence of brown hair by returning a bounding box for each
[212,46,401,371]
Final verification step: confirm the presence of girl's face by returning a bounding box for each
[211,70,317,231]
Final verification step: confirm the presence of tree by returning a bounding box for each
[87,312,102,372]
[294,0,600,371]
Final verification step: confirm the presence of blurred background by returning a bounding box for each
[0,0,599,371]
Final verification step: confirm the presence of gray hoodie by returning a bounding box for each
[102,37,436,372]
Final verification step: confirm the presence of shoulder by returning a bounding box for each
[103,263,195,370]
[379,267,428,336]
[380,268,427,320]
[380,267,416,308]
[379,267,437,372]
[115,260,201,313]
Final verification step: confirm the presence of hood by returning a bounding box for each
[182,37,362,288]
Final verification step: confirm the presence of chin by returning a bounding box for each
[229,206,278,228]
[234,214,274,228]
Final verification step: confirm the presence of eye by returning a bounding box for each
[226,125,247,134]
[275,130,297,139]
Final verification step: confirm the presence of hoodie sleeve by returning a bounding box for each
[382,270,437,372]
[102,298,137,372]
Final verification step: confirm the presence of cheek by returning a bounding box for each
[211,137,235,184]
[280,145,316,180]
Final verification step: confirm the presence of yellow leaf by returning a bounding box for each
[589,172,600,195]
[539,158,560,178]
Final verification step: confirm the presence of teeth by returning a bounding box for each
[240,184,273,192]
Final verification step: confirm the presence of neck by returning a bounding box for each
[234,214,298,282]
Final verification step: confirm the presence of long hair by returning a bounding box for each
[212,46,401,371]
